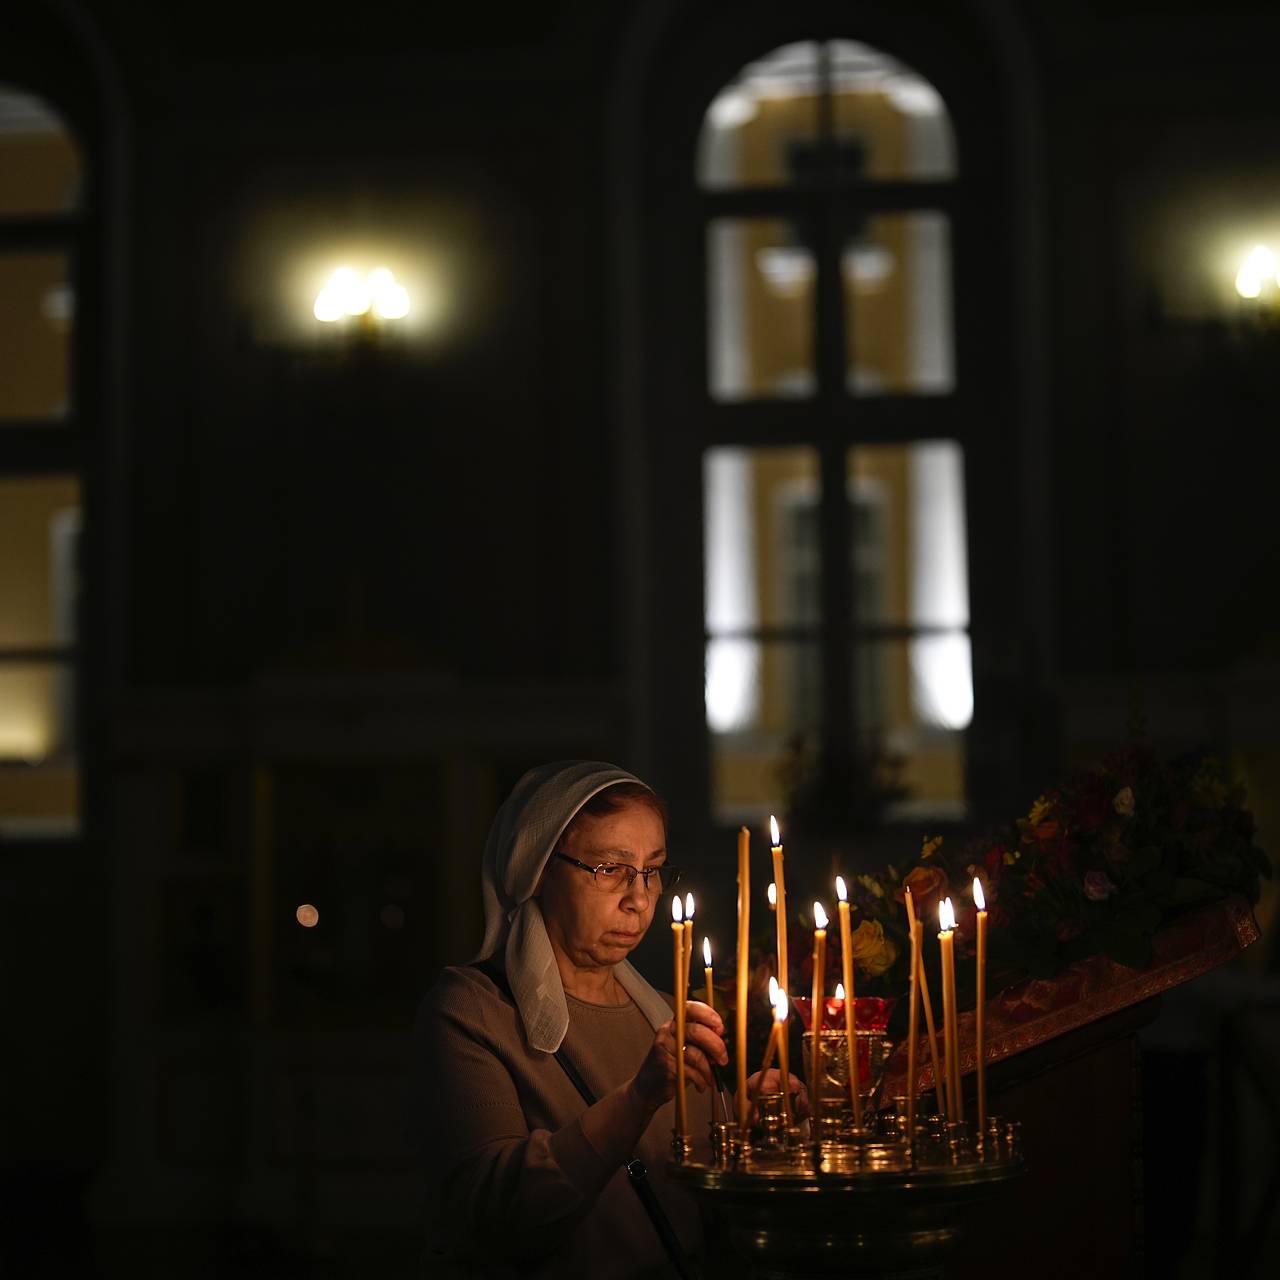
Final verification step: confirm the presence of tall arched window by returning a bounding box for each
[0,83,84,837]
[695,40,972,827]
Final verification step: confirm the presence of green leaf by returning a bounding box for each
[1172,877,1220,905]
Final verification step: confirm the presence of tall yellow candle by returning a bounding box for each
[810,902,828,1134]
[938,897,960,1125]
[736,827,751,1133]
[671,895,688,1138]
[769,818,792,1130]
[974,878,988,1135]
[773,985,792,1127]
[703,935,717,1127]
[683,892,695,989]
[835,876,861,1128]
[769,818,788,992]
[904,887,949,1119]
[906,919,923,1151]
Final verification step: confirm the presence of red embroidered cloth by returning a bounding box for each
[884,895,1260,1093]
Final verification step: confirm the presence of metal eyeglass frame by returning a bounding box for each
[553,852,682,894]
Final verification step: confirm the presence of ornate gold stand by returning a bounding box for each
[670,1102,1024,1279]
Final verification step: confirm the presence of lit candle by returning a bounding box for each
[938,897,961,1125]
[907,918,923,1151]
[974,877,988,1135]
[759,976,781,1078]
[703,935,717,1127]
[736,827,751,1134]
[769,818,792,1130]
[904,887,948,1120]
[770,986,791,1124]
[835,876,861,1128]
[769,818,788,997]
[810,901,828,1133]
[683,891,695,992]
[672,895,688,1138]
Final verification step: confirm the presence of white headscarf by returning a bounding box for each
[475,760,674,1053]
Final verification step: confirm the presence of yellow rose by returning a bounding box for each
[847,920,898,976]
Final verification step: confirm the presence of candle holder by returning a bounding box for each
[670,1093,1025,1278]
[670,1132,694,1164]
[710,1121,745,1169]
[801,1027,895,1118]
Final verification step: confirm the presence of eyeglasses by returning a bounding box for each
[554,852,682,895]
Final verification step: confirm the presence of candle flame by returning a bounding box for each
[672,895,683,923]
[703,936,712,967]
[835,875,848,902]
[939,897,955,932]
[773,987,789,1022]
[768,975,778,1001]
[767,882,777,907]
[769,814,780,847]
[813,901,829,930]
[835,981,845,1000]
[685,891,695,920]
[973,877,986,912]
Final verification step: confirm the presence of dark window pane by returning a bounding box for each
[708,219,815,401]
[697,43,820,190]
[846,443,968,628]
[707,638,822,825]
[0,475,81,647]
[845,213,953,395]
[703,446,820,635]
[0,86,82,216]
[0,252,74,421]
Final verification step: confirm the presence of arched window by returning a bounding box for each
[0,83,84,837]
[696,40,972,827]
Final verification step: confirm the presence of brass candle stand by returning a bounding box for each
[668,1031,1025,1279]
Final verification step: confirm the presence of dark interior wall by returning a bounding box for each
[111,0,629,689]
[1033,1,1280,679]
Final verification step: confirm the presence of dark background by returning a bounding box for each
[2,1,1278,1276]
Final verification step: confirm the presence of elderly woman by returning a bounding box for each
[414,761,802,1278]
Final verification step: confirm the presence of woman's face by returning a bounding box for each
[538,800,667,971]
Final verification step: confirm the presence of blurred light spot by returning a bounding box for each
[296,903,319,928]
[1235,244,1277,299]
[708,89,758,129]
[314,265,409,323]
[380,904,405,930]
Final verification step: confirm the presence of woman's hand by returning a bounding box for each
[629,1001,729,1119]
[744,1069,810,1123]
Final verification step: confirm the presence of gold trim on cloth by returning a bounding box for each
[889,896,1260,1091]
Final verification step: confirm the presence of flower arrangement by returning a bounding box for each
[720,745,1270,1061]
[841,746,1270,1002]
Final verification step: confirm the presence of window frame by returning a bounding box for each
[0,78,91,843]
[696,38,973,828]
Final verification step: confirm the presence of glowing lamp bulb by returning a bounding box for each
[672,895,683,923]
[939,897,956,932]
[685,892,695,920]
[703,936,712,967]
[835,981,846,1000]
[813,901,829,930]
[835,875,848,903]
[769,815,780,847]
[973,877,986,912]
[1235,245,1276,299]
